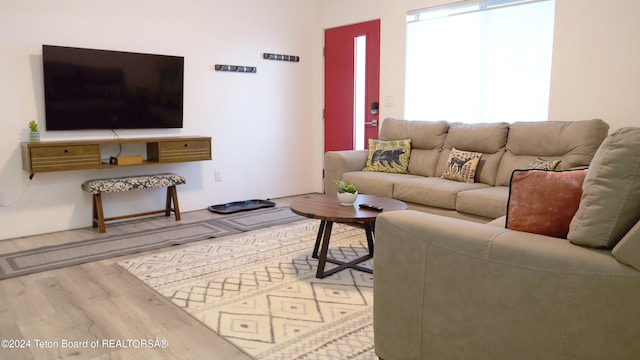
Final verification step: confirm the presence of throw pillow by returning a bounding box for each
[506,169,588,238]
[441,148,482,183]
[527,157,561,170]
[362,139,411,173]
[568,127,640,248]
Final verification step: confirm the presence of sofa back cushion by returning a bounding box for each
[568,127,640,248]
[495,119,609,186]
[380,118,449,177]
[435,122,509,185]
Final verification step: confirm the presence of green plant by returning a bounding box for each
[28,120,39,132]
[335,180,357,194]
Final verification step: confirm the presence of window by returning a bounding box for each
[405,0,555,123]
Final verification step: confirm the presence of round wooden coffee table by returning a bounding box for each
[290,194,407,279]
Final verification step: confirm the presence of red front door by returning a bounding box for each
[324,20,381,152]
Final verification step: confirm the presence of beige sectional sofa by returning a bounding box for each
[372,126,640,359]
[324,118,609,222]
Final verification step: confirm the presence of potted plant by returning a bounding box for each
[335,180,358,206]
[28,120,40,142]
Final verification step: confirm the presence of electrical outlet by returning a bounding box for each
[215,171,222,182]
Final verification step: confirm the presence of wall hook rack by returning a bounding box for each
[214,64,257,73]
[263,53,300,62]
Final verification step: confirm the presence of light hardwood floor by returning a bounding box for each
[0,195,307,360]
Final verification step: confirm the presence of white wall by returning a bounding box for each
[548,0,640,128]
[0,0,321,239]
[316,0,640,131]
[3,0,639,240]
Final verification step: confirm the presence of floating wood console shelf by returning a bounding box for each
[21,136,211,178]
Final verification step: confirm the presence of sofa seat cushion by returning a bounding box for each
[393,177,489,210]
[487,215,507,227]
[341,171,423,198]
[456,186,510,219]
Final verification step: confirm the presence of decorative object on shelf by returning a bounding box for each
[28,120,40,142]
[263,53,300,62]
[114,155,143,165]
[336,180,358,206]
[214,64,257,73]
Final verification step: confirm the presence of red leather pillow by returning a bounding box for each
[506,169,588,238]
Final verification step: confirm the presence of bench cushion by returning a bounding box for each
[81,173,186,194]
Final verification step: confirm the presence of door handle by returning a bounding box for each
[364,119,378,127]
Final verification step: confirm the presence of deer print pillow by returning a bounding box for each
[362,139,412,173]
[526,157,561,170]
[441,148,482,183]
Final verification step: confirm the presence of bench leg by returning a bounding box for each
[93,193,106,233]
[166,185,181,221]
[92,195,98,229]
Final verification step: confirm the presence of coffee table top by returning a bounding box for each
[290,194,407,223]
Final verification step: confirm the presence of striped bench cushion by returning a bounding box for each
[81,173,186,194]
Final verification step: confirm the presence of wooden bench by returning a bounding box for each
[81,173,186,233]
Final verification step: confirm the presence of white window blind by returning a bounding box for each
[405,0,555,123]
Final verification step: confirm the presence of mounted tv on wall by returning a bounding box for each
[42,45,184,130]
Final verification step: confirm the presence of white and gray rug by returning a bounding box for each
[119,220,375,360]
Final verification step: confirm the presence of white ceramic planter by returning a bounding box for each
[337,191,358,206]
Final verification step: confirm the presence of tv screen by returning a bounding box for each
[42,45,184,130]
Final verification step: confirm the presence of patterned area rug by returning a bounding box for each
[119,220,375,360]
[0,207,303,280]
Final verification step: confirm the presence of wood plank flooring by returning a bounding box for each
[0,195,307,360]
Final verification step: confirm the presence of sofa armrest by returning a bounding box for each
[323,150,368,193]
[612,220,640,271]
[374,211,505,360]
[374,210,640,360]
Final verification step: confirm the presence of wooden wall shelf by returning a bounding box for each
[21,136,211,177]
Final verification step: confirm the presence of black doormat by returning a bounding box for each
[208,199,276,214]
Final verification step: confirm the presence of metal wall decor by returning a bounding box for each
[214,64,257,73]
[263,53,300,62]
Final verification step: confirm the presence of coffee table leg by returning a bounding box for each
[312,220,326,259]
[316,220,333,279]
[364,221,375,256]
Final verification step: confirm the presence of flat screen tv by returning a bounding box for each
[42,45,184,130]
